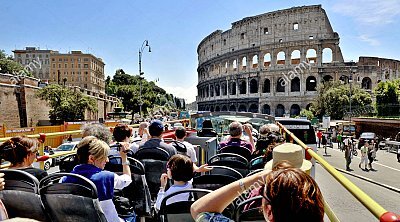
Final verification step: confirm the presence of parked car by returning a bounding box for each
[53,141,79,164]
[33,151,54,171]
[358,132,378,149]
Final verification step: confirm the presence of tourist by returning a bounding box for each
[0,136,48,181]
[359,141,369,171]
[219,122,254,154]
[138,120,177,157]
[81,123,112,144]
[110,123,137,155]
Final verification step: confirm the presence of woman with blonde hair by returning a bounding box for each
[0,136,47,180]
[62,136,132,222]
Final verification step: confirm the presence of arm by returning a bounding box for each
[191,170,270,219]
[155,173,169,210]
[244,126,255,152]
[119,142,131,177]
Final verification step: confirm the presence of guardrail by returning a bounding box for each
[276,121,399,222]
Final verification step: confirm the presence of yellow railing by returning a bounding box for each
[276,121,399,222]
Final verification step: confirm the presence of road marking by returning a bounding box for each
[325,147,400,173]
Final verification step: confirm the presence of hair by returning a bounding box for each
[76,136,110,164]
[175,126,186,139]
[0,136,38,165]
[263,167,324,222]
[229,122,242,137]
[81,124,112,144]
[139,122,149,129]
[167,154,194,182]
[202,119,213,129]
[113,123,132,142]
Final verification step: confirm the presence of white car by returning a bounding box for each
[53,141,79,164]
[33,151,54,171]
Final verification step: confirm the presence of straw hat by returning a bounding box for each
[264,143,312,172]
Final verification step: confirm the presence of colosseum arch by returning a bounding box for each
[362,77,372,90]
[229,105,236,111]
[210,85,214,97]
[205,105,210,111]
[250,79,258,93]
[239,80,246,94]
[205,85,209,97]
[277,51,286,65]
[264,53,271,67]
[306,103,312,110]
[291,50,301,65]
[210,106,215,112]
[233,60,237,71]
[221,105,228,111]
[215,84,220,96]
[306,49,317,64]
[262,104,271,114]
[230,82,236,95]
[215,106,220,112]
[238,104,247,112]
[252,55,258,68]
[306,76,317,91]
[275,104,285,117]
[322,48,333,63]
[224,61,228,73]
[323,75,333,82]
[276,77,285,92]
[339,75,349,84]
[249,104,258,113]
[263,79,271,93]
[242,57,247,70]
[221,82,227,95]
[291,77,301,92]
[290,104,301,116]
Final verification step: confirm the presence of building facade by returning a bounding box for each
[196,5,400,116]
[49,51,105,93]
[13,47,57,81]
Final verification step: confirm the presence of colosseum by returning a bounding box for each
[196,5,400,116]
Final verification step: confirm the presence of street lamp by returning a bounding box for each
[138,40,151,117]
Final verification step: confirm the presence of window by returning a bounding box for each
[38,55,42,58]
[32,54,35,58]
[25,59,29,64]
[64,58,68,61]
[241,33,245,40]
[264,27,269,34]
[52,58,55,61]
[84,58,89,62]
[59,58,62,62]
[84,64,88,68]
[279,39,283,43]
[223,39,226,45]
[71,64,74,68]
[78,64,81,68]
[53,64,55,68]
[293,23,299,30]
[58,64,61,68]
[309,36,314,39]
[64,64,67,68]
[26,54,30,58]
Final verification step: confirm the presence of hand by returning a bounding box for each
[160,173,168,188]
[0,173,4,191]
[195,164,213,173]
[119,142,131,157]
[243,125,252,135]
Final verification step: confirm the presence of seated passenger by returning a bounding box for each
[138,120,177,157]
[155,154,194,210]
[61,136,132,222]
[81,123,113,144]
[197,119,217,137]
[0,136,48,181]
[191,160,324,221]
[253,124,284,158]
[138,122,150,144]
[110,123,137,156]
[219,122,255,153]
[173,126,197,164]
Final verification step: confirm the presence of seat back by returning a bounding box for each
[159,189,212,222]
[206,165,243,180]
[192,174,238,193]
[0,169,49,221]
[219,145,252,161]
[249,156,267,171]
[208,153,249,177]
[39,173,107,222]
[235,196,264,222]
[59,154,79,173]
[105,157,152,217]
[135,147,170,161]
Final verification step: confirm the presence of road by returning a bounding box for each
[315,143,400,221]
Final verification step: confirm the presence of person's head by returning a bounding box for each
[0,136,38,166]
[166,154,194,182]
[81,124,112,144]
[76,136,110,169]
[138,122,149,136]
[149,120,164,137]
[364,141,369,146]
[259,125,271,137]
[202,119,213,130]
[113,123,133,142]
[175,126,186,140]
[261,166,324,222]
[229,122,243,138]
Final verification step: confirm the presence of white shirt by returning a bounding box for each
[180,141,198,163]
[100,173,132,222]
[155,182,192,210]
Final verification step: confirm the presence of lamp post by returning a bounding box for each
[138,40,151,117]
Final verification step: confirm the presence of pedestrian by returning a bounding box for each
[359,141,369,171]
[67,134,73,142]
[317,130,323,148]
[344,139,352,171]
[368,140,376,170]
[337,132,343,150]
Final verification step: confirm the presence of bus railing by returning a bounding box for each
[276,121,399,222]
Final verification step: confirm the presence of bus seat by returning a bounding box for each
[0,169,49,221]
[208,153,249,177]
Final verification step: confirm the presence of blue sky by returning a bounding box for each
[1,0,399,102]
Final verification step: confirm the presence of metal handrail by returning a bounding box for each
[276,121,399,222]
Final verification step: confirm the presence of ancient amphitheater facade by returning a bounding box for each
[196,5,400,116]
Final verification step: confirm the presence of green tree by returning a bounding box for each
[36,84,98,122]
[311,81,372,120]
[374,79,400,116]
[299,109,314,120]
[0,50,32,76]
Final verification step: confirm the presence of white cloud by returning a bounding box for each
[161,83,197,103]
[333,0,400,25]
[358,35,381,46]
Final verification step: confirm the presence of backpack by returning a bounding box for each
[171,141,188,156]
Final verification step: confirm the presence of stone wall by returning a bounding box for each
[0,73,119,128]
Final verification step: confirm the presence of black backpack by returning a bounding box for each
[171,141,189,156]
